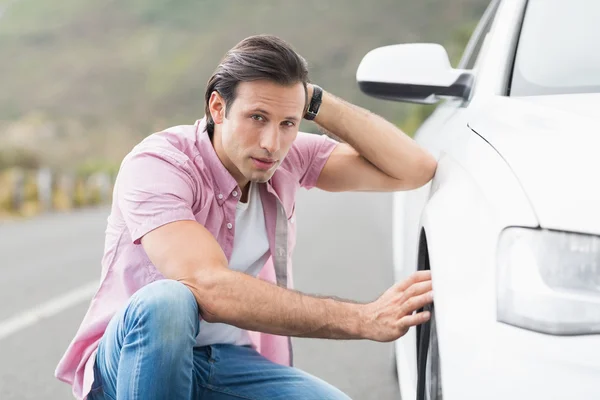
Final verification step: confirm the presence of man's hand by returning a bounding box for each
[361,271,433,342]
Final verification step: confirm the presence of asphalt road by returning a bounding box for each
[0,189,400,400]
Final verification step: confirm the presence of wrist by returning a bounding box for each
[306,83,314,102]
[320,298,368,340]
[352,303,371,340]
[304,84,323,121]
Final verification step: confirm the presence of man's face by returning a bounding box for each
[211,80,306,185]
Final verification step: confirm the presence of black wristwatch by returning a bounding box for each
[304,85,323,121]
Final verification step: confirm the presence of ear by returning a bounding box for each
[208,91,226,125]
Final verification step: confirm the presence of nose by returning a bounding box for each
[259,124,280,155]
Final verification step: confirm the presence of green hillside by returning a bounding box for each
[0,0,488,171]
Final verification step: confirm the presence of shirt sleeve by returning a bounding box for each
[116,150,197,245]
[288,132,338,190]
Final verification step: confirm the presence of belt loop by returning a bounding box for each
[208,345,217,362]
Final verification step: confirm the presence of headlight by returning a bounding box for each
[497,227,600,335]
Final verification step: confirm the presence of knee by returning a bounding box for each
[294,372,352,400]
[129,279,199,339]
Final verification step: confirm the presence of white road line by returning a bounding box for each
[0,281,98,341]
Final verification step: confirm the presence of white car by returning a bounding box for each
[356,0,600,399]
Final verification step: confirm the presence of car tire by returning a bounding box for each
[392,345,399,379]
[416,303,443,400]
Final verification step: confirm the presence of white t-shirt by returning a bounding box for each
[195,182,270,347]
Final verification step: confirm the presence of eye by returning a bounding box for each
[251,114,264,122]
[282,121,295,128]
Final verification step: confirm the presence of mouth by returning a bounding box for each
[251,157,277,170]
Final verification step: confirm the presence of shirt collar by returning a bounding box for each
[194,118,240,206]
[195,118,280,206]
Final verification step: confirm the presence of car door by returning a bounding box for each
[394,0,500,287]
[392,0,501,391]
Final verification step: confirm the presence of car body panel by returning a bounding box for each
[384,0,600,398]
[469,94,600,236]
[395,126,540,399]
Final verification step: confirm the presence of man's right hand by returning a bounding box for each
[361,271,433,342]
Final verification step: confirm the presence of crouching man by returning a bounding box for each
[56,34,437,400]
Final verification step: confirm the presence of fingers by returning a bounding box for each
[401,289,434,315]
[401,280,433,300]
[395,270,432,292]
[400,310,431,328]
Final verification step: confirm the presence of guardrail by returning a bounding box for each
[0,167,114,219]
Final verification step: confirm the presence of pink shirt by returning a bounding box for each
[55,118,337,400]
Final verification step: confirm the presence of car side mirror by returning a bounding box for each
[356,43,474,104]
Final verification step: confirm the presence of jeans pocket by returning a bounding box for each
[88,359,105,399]
[194,346,216,387]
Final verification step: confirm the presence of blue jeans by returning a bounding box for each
[88,279,351,400]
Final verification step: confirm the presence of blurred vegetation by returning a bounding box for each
[0,0,487,218]
[0,166,113,219]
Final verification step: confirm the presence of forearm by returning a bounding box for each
[183,269,366,340]
[313,87,437,185]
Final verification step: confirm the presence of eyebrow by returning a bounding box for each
[252,108,300,122]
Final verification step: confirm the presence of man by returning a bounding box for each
[56,35,437,400]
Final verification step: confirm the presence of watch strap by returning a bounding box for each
[304,85,323,120]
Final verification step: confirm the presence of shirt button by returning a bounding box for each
[218,194,224,200]
[232,191,238,197]
[227,223,233,229]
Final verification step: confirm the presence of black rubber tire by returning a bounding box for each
[416,303,443,400]
[392,345,398,379]
[416,303,433,400]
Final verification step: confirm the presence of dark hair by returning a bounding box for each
[204,35,309,137]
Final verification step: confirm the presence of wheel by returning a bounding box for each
[424,308,442,400]
[391,344,398,380]
[416,304,443,400]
